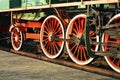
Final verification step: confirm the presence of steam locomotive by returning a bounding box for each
[0,0,120,73]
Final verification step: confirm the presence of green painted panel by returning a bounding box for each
[10,0,21,8]
[0,0,22,9]
[78,5,86,9]
[22,0,48,7]
[0,0,9,10]
[51,0,80,4]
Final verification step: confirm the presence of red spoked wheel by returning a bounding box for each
[102,14,120,73]
[11,27,23,51]
[40,15,64,59]
[66,14,98,65]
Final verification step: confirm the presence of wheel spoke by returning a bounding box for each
[73,28,78,34]
[53,25,60,34]
[54,28,62,34]
[44,26,49,33]
[54,43,60,52]
[79,48,82,60]
[77,47,80,59]
[70,43,76,51]
[42,38,48,42]
[82,18,85,32]
[74,21,79,34]
[52,44,56,55]
[73,46,78,56]
[79,18,83,32]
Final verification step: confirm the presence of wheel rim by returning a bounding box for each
[40,15,64,58]
[102,14,120,73]
[66,14,95,65]
[11,27,23,51]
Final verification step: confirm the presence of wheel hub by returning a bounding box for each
[77,33,82,39]
[79,36,85,46]
[69,34,84,46]
[15,35,18,42]
[48,33,53,41]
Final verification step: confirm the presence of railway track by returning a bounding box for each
[0,44,120,79]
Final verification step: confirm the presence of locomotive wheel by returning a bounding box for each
[40,15,64,59]
[11,27,23,51]
[102,14,120,73]
[66,14,97,65]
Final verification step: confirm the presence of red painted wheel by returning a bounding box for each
[66,14,98,65]
[102,14,120,73]
[40,15,64,58]
[11,27,23,51]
